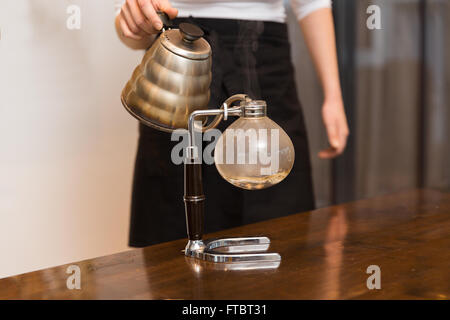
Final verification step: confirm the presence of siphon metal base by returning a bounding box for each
[183,236,281,266]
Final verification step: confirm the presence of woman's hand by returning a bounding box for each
[116,0,178,49]
[318,96,349,159]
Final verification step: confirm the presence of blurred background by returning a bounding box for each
[290,0,450,206]
[0,0,448,278]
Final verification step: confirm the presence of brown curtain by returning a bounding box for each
[355,0,450,199]
[423,0,450,190]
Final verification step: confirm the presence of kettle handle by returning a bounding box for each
[157,11,173,29]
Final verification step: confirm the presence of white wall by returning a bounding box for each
[0,0,143,278]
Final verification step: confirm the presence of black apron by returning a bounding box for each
[129,18,315,247]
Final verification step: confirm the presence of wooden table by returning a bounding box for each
[1,189,449,300]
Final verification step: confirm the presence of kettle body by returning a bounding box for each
[121,23,212,132]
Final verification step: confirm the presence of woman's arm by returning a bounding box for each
[115,0,177,50]
[299,8,349,159]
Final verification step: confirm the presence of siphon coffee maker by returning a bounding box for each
[121,14,295,266]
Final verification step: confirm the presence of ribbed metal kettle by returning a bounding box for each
[121,14,212,132]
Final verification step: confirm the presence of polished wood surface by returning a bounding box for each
[1,189,449,299]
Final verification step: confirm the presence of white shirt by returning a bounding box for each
[172,0,332,23]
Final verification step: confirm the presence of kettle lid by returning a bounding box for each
[160,23,211,60]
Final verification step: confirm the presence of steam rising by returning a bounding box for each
[235,21,264,100]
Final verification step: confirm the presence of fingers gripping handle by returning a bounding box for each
[156,11,173,29]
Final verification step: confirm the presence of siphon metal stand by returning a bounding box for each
[182,94,281,266]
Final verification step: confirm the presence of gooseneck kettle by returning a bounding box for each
[121,13,212,132]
